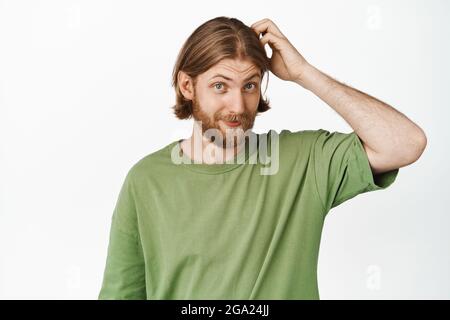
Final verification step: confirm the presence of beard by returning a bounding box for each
[191,91,258,149]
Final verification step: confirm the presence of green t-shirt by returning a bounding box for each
[98,129,399,299]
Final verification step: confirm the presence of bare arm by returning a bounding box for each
[295,63,427,174]
[250,18,427,174]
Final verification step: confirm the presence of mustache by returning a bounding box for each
[223,117,240,122]
[218,114,248,122]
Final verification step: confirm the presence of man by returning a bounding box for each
[98,17,426,299]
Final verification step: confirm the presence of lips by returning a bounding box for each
[223,120,241,127]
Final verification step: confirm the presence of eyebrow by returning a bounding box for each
[209,72,261,83]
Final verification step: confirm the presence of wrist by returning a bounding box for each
[293,62,316,90]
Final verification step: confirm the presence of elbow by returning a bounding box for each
[413,128,427,159]
[367,127,427,170]
[402,128,427,165]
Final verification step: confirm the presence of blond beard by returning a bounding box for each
[191,94,257,149]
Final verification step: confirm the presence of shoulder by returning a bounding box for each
[278,128,326,138]
[276,128,332,147]
[125,141,175,183]
[273,128,359,160]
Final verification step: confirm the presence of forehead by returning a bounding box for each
[203,58,261,80]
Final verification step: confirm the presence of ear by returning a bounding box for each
[178,70,195,101]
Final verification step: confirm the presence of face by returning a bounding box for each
[190,58,262,148]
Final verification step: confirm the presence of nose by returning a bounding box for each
[227,91,246,115]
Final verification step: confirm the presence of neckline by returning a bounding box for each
[166,132,260,174]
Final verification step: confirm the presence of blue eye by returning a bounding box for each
[214,83,224,90]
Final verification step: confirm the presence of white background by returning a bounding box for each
[0,0,448,299]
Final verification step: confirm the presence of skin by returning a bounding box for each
[178,58,262,163]
[250,18,427,174]
[178,18,427,172]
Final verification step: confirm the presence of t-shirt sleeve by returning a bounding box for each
[98,170,146,300]
[312,129,399,215]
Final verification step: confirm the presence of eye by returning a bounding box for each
[212,82,257,93]
[245,82,257,90]
[213,82,225,91]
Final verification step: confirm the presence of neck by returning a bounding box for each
[180,126,247,164]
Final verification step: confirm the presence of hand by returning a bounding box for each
[251,18,309,84]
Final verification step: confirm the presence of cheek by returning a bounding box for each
[205,95,227,112]
[245,93,260,111]
[197,92,217,108]
[251,93,260,104]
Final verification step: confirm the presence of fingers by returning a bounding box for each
[260,32,285,52]
[250,18,268,33]
[260,32,275,47]
[250,18,285,39]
